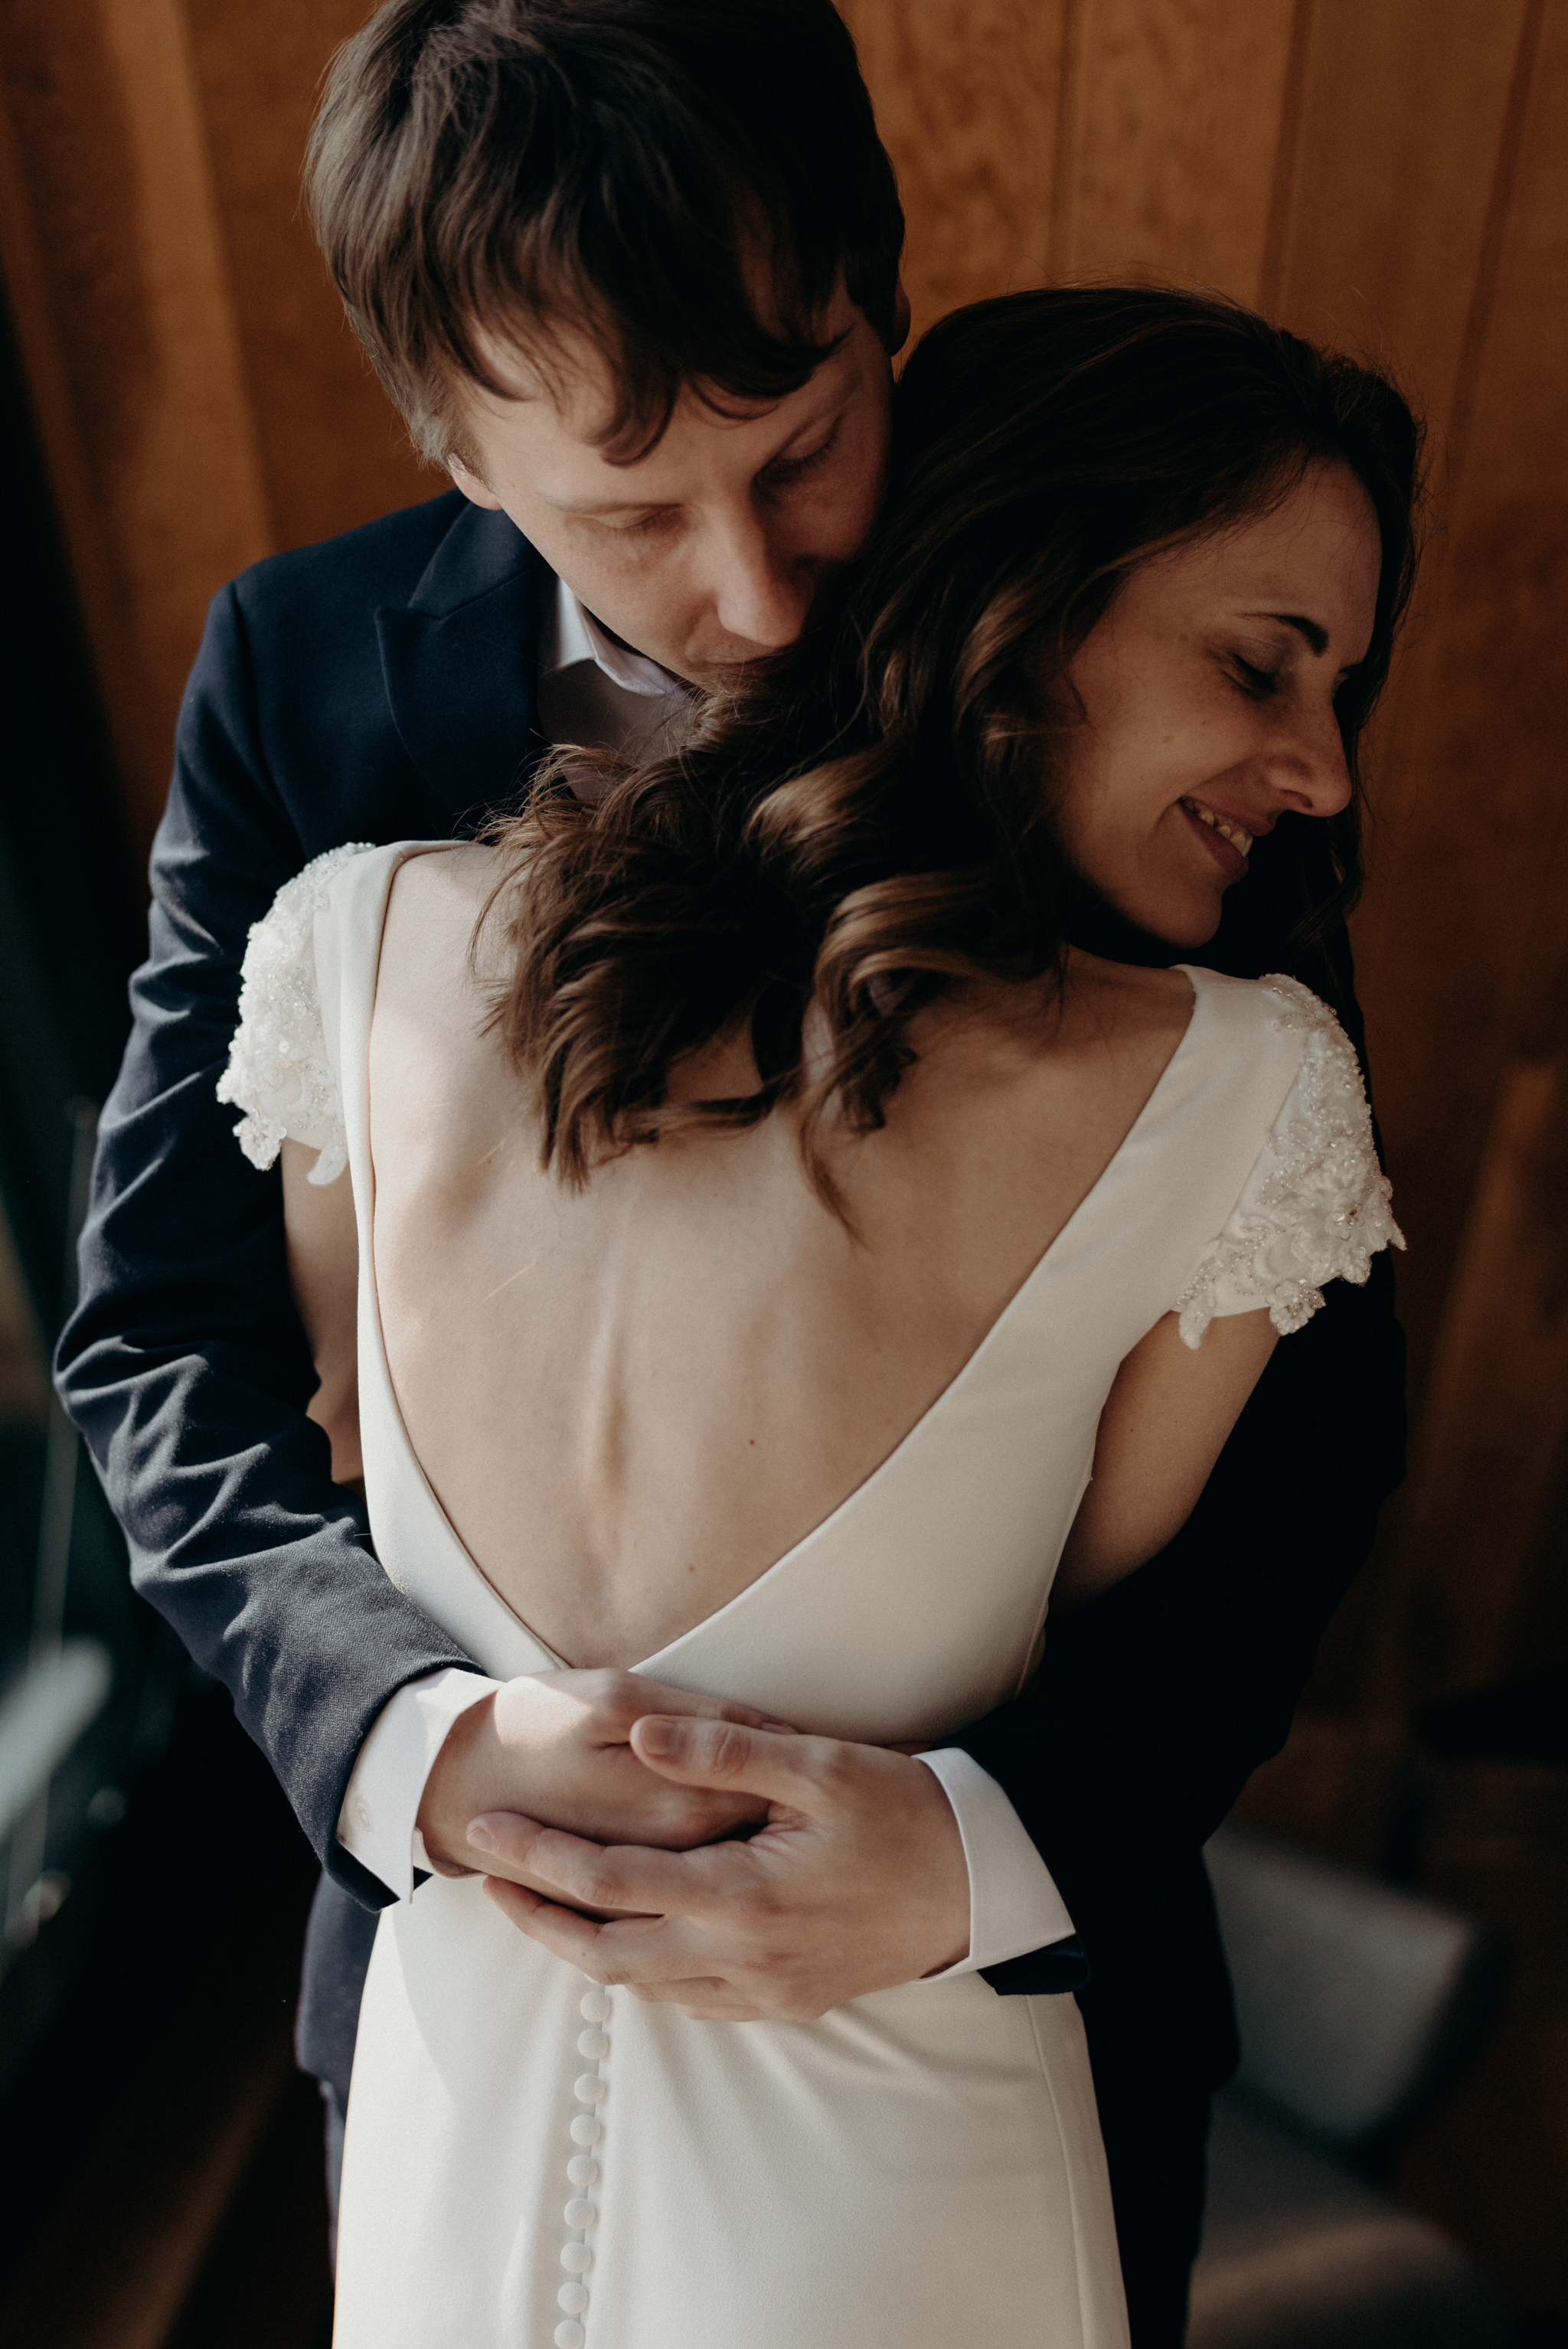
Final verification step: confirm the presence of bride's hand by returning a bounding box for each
[416,1671,791,1893]
[469,1718,972,2017]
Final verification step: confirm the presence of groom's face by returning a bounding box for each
[447,284,903,688]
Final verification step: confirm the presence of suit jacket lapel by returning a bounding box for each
[375,501,551,830]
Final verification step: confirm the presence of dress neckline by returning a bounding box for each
[351,844,1208,1673]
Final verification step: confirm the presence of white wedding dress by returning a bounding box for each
[221,841,1401,2349]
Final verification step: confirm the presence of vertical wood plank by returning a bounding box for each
[1298,0,1537,1010]
[1381,710,1568,1698]
[1264,0,1531,439]
[0,83,158,838]
[841,0,1071,342]
[1341,0,1565,1378]
[1342,5,1568,1700]
[180,0,430,552]
[93,0,275,747]
[1396,1054,1568,1695]
[0,0,273,845]
[1054,0,1297,302]
[1259,0,1540,1380]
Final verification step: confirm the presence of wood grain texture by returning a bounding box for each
[1346,0,1564,1380]
[1259,0,1543,1400]
[0,80,161,837]
[1318,3,1568,1710]
[1326,0,1540,1016]
[0,0,273,842]
[1380,660,1568,1699]
[1263,0,1530,435]
[1054,0,1296,300]
[841,0,1070,340]
[1397,1057,1568,1695]
[181,0,430,553]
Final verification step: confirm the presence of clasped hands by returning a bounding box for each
[415,1671,972,2021]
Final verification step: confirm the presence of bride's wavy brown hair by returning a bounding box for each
[482,286,1422,1201]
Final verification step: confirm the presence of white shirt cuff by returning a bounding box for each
[337,1668,501,1900]
[913,1748,1077,1976]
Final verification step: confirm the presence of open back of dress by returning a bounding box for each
[223,842,1399,2349]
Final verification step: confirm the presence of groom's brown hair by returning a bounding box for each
[306,0,904,467]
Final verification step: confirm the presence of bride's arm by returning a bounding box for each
[281,1137,363,1491]
[1054,1308,1277,1606]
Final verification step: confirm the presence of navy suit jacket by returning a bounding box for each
[57,490,1406,2106]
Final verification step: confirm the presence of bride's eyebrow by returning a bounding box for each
[1243,608,1364,679]
[1253,611,1329,656]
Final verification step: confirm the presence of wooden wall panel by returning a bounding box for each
[1259,0,1543,1385]
[181,0,429,555]
[1383,485,1568,1704]
[847,0,1298,334]
[839,1,1070,344]
[0,90,151,839]
[0,0,431,850]
[1396,1054,1568,1695]
[0,0,273,842]
[1263,0,1530,437]
[1347,0,1565,1381]
[1054,0,1296,302]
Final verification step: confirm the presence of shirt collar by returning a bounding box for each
[543,574,688,701]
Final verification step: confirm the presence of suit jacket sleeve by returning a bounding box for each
[959,1246,1406,1993]
[55,574,478,1910]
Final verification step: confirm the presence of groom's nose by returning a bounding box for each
[704,505,819,651]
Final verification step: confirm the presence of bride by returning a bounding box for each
[220,287,1416,2347]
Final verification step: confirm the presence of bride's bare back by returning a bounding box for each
[286,845,1272,1667]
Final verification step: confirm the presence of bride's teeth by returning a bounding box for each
[1185,800,1252,855]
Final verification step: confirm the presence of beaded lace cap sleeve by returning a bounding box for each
[1175,975,1404,1351]
[216,842,374,1186]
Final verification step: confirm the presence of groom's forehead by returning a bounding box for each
[459,292,867,488]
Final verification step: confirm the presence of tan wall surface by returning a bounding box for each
[0,0,426,837]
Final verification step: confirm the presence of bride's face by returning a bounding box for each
[1051,461,1381,946]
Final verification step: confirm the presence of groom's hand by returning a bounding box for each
[468,1717,971,2019]
[416,1674,782,1886]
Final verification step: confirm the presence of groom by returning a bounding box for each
[57,2,1404,2340]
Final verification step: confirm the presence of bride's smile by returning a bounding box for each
[1179,796,1256,867]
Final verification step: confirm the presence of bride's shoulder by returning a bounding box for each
[1063,953,1355,1063]
[1177,962,1330,1014]
[1063,951,1195,1047]
[390,838,501,903]
[381,841,508,982]
[1172,967,1401,1345]
[240,836,466,955]
[1178,963,1354,1059]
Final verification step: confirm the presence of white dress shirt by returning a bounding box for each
[338,577,1078,1974]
